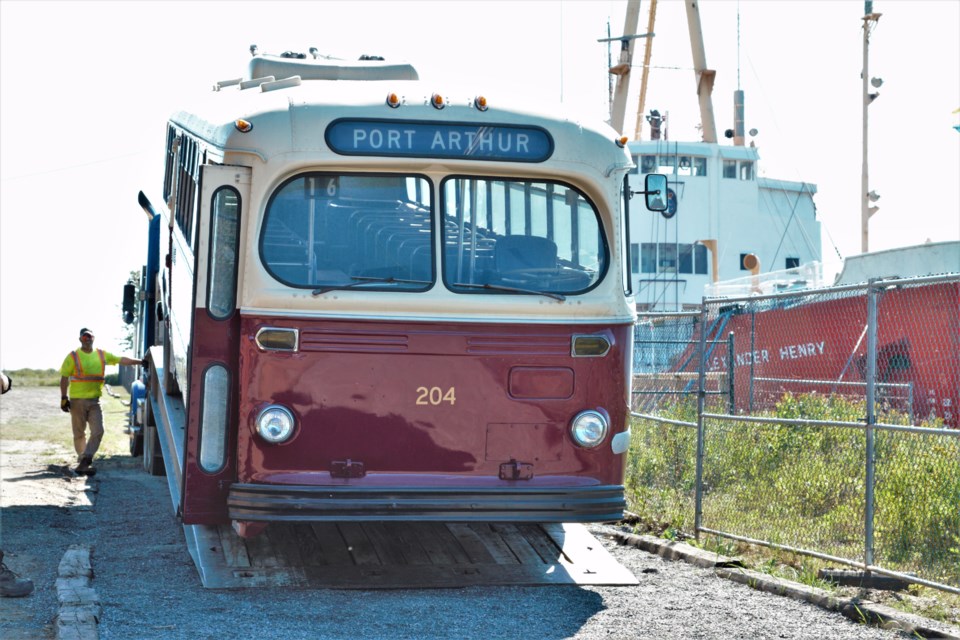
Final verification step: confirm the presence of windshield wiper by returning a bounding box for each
[452,282,566,302]
[312,275,432,296]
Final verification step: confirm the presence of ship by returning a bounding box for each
[614,1,959,427]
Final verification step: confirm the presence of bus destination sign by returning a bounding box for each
[326,119,553,162]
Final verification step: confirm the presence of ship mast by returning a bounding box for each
[861,2,882,253]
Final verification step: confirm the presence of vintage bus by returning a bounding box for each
[127,49,667,539]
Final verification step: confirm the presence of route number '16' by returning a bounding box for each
[416,386,456,406]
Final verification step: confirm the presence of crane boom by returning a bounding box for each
[684,0,718,143]
[633,0,658,140]
[608,0,642,135]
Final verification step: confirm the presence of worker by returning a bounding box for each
[59,328,143,476]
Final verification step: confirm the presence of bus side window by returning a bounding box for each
[207,187,241,319]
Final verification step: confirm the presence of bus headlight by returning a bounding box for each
[256,405,296,444]
[570,410,608,448]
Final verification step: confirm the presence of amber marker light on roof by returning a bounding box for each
[235,119,253,133]
[431,93,446,109]
[474,95,489,111]
[386,92,401,108]
[615,136,629,148]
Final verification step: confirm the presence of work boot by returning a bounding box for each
[0,552,34,597]
[75,455,92,476]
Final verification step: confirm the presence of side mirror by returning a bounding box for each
[644,174,668,212]
[122,283,136,325]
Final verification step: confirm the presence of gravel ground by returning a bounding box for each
[0,387,917,639]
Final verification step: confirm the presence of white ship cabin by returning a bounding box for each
[625,139,822,311]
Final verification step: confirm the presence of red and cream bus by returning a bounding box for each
[128,49,667,538]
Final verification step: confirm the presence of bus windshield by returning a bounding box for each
[260,173,433,290]
[443,178,605,295]
[260,173,606,297]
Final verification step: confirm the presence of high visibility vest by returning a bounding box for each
[70,349,106,383]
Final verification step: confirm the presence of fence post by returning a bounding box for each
[865,280,878,571]
[727,332,735,414]
[694,303,709,541]
[749,311,756,413]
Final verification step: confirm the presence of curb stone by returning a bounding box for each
[610,531,960,640]
[56,545,100,640]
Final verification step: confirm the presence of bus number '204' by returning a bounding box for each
[416,386,456,406]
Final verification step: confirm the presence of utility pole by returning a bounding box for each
[861,2,882,253]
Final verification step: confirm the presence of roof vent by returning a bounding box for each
[239,76,275,90]
[213,77,242,92]
[261,76,302,93]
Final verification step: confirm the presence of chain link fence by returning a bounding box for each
[629,275,960,594]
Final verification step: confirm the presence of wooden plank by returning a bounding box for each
[492,523,545,565]
[291,524,326,567]
[518,524,571,565]
[244,529,281,568]
[310,523,354,566]
[469,523,520,564]
[186,522,636,588]
[445,524,498,565]
[426,524,472,564]
[217,525,251,568]
[402,523,457,565]
[338,522,381,565]
[392,523,432,565]
[362,522,407,565]
[266,523,305,566]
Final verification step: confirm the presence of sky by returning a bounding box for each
[1,0,958,371]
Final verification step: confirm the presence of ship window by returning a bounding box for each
[678,244,693,274]
[658,244,677,273]
[641,243,656,273]
[694,244,708,274]
[677,157,692,176]
[640,155,657,174]
[658,156,676,174]
[786,257,800,269]
[740,161,754,181]
[692,157,707,176]
[631,243,640,273]
[723,160,737,179]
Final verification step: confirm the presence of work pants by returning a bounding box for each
[70,398,104,460]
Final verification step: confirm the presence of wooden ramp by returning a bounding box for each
[183,521,637,589]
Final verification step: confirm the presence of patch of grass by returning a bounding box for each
[2,385,131,461]
[3,368,61,387]
[626,393,960,590]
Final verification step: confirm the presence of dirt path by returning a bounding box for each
[0,385,130,639]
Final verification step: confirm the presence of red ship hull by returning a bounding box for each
[704,282,959,427]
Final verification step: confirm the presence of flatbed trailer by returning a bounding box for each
[141,346,637,589]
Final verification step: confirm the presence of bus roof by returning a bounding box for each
[170,77,630,176]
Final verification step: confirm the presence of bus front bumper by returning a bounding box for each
[227,483,626,523]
